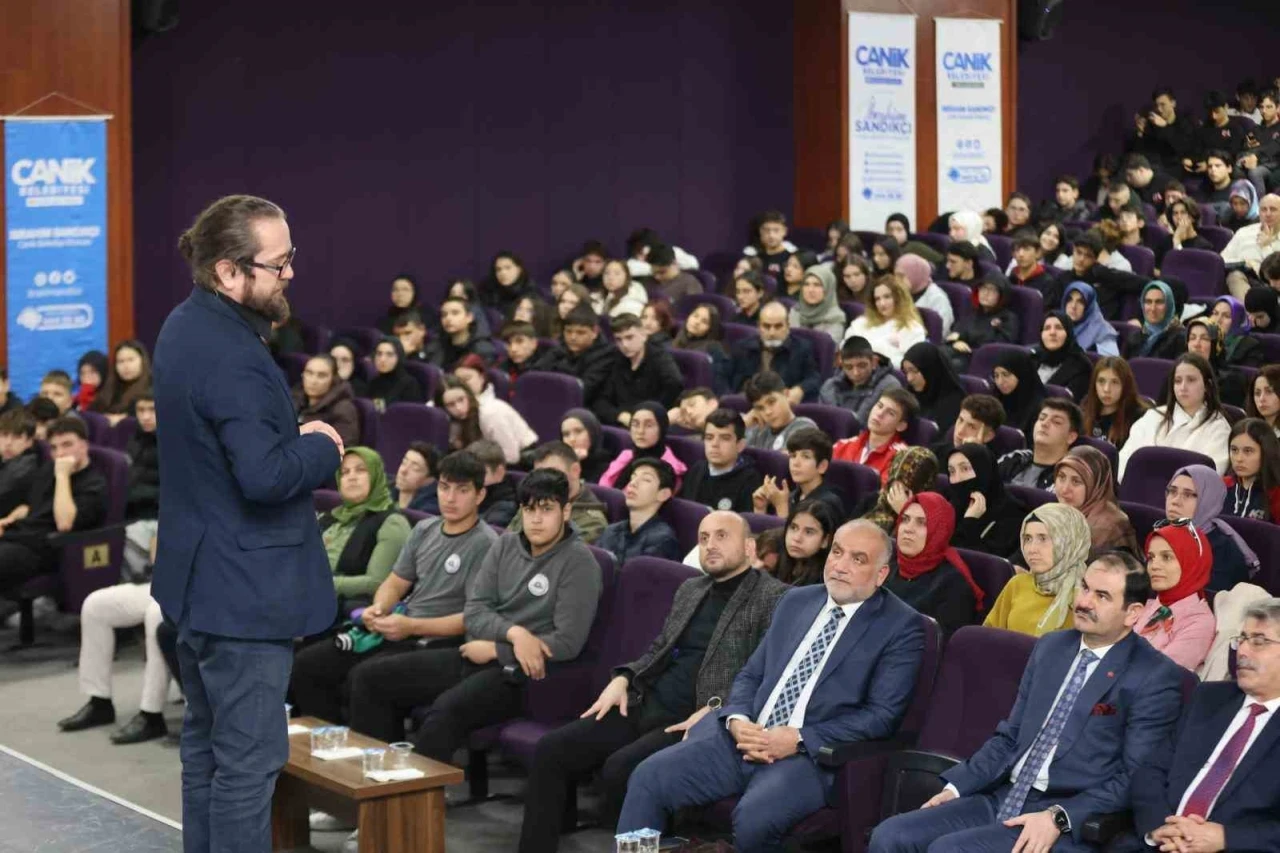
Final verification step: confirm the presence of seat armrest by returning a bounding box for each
[884,749,961,779]
[816,733,918,768]
[1082,811,1133,845]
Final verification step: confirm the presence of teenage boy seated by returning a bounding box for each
[123,395,161,579]
[1195,149,1237,216]
[345,468,602,786]
[819,335,903,425]
[497,321,557,390]
[1068,229,1164,319]
[0,369,18,415]
[1035,173,1092,223]
[558,304,619,410]
[466,438,518,527]
[27,398,60,442]
[596,458,682,563]
[832,387,917,482]
[291,450,499,726]
[424,298,496,370]
[742,371,818,451]
[754,426,846,518]
[996,398,1082,489]
[508,441,608,544]
[39,371,75,415]
[681,408,763,513]
[1009,234,1063,307]
[0,417,107,601]
[944,240,981,284]
[392,310,431,362]
[1093,180,1139,221]
[646,243,703,302]
[0,409,43,517]
[743,210,794,279]
[1116,203,1152,249]
[929,393,1006,460]
[668,387,720,433]
[395,441,440,514]
[592,313,684,427]
[1124,154,1172,208]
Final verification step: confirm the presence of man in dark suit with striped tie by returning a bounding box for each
[1128,597,1280,853]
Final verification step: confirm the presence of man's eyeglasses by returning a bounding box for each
[1230,633,1280,651]
[1152,517,1203,552]
[243,246,296,278]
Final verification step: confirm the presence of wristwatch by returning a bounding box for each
[795,731,807,754]
[1048,805,1071,834]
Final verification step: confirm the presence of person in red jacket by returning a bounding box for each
[832,387,917,483]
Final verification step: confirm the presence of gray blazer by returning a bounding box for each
[618,568,788,708]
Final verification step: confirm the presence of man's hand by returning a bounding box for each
[361,605,385,631]
[300,420,344,456]
[664,705,712,740]
[507,625,552,680]
[1241,153,1259,169]
[370,614,412,642]
[1155,815,1226,853]
[951,340,971,354]
[582,675,630,720]
[728,718,772,762]
[752,478,777,513]
[53,456,77,478]
[759,726,801,761]
[965,492,987,519]
[1003,809,1061,853]
[786,386,804,406]
[460,640,498,665]
[921,788,958,809]
[1149,112,1168,128]
[105,413,127,427]
[769,479,791,516]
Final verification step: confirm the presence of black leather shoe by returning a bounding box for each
[110,712,168,745]
[58,700,116,732]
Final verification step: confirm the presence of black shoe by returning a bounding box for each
[110,712,168,745]
[58,699,116,732]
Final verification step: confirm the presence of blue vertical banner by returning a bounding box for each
[5,118,108,399]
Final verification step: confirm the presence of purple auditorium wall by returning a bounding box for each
[132,1,794,345]
[1017,0,1274,200]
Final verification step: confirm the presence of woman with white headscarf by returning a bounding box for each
[948,210,996,262]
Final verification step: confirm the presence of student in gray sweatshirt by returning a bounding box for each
[346,468,602,768]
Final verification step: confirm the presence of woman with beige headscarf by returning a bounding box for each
[983,503,1091,637]
[1051,445,1139,556]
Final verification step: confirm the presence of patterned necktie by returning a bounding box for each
[1180,703,1267,818]
[996,648,1097,821]
[764,606,846,728]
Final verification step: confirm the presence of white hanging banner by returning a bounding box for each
[935,17,1003,216]
[846,11,917,231]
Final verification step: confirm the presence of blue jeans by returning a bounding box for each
[177,626,293,853]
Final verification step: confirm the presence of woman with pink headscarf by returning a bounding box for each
[895,254,954,337]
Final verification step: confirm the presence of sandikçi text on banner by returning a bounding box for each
[935,17,1003,216]
[4,118,108,399]
[847,11,917,231]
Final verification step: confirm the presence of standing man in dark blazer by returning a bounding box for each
[1128,597,1280,853]
[870,551,1185,853]
[152,195,344,853]
[617,519,925,852]
[517,510,788,853]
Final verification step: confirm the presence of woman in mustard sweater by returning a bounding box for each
[984,503,1091,637]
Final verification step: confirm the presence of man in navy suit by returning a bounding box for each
[152,195,344,853]
[1128,597,1280,853]
[616,519,925,853]
[870,551,1185,853]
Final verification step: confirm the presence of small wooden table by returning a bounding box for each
[271,716,464,853]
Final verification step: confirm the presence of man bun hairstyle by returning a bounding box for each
[179,195,285,290]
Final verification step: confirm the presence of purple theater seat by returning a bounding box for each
[825,460,881,509]
[1128,357,1175,400]
[313,489,342,512]
[986,234,1013,270]
[741,512,784,533]
[351,397,379,449]
[404,508,431,526]
[958,374,990,395]
[920,307,944,344]
[1117,446,1215,506]
[1004,287,1045,346]
[1044,383,1073,400]
[300,322,330,354]
[275,352,310,387]
[910,232,950,254]
[742,447,790,484]
[692,269,718,294]
[485,368,510,402]
[665,434,705,470]
[1198,205,1218,227]
[899,417,939,447]
[1117,244,1156,277]
[378,404,450,472]
[1120,500,1164,546]
[105,416,137,452]
[791,326,836,377]
[670,348,715,390]
[512,371,584,445]
[1224,403,1247,423]
[794,403,860,441]
[1223,515,1280,596]
[964,343,1030,385]
[658,497,710,554]
[79,410,109,446]
[332,326,381,357]
[937,282,974,326]
[587,483,626,523]
[600,426,632,457]
[676,292,735,321]
[1198,225,1234,254]
[841,301,866,323]
[1162,249,1225,298]
[722,322,758,350]
[954,549,1015,607]
[1073,435,1119,480]
[1007,484,1055,510]
[989,426,1026,457]
[874,626,1036,822]
[718,394,749,414]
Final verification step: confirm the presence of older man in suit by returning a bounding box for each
[517,510,788,853]
[617,519,925,853]
[1128,597,1280,853]
[152,196,344,853]
[870,551,1185,853]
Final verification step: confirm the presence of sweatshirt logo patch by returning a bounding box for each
[717,498,733,510]
[528,573,550,597]
[444,554,461,574]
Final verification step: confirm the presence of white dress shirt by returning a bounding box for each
[727,596,863,730]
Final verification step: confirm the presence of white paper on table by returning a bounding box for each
[311,747,365,761]
[287,724,311,735]
[365,768,426,782]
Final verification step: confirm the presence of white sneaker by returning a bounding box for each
[309,810,355,832]
[4,596,56,628]
[342,829,359,853]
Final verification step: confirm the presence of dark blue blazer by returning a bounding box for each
[152,287,341,640]
[1131,681,1280,852]
[717,585,924,771]
[942,629,1183,842]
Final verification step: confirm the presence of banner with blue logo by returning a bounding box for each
[847,12,917,230]
[4,118,108,400]
[935,18,1003,215]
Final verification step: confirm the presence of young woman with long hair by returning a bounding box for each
[843,274,926,367]
[1118,354,1232,479]
[1223,417,1280,522]
[1080,357,1149,449]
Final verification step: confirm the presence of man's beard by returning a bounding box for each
[245,276,290,323]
